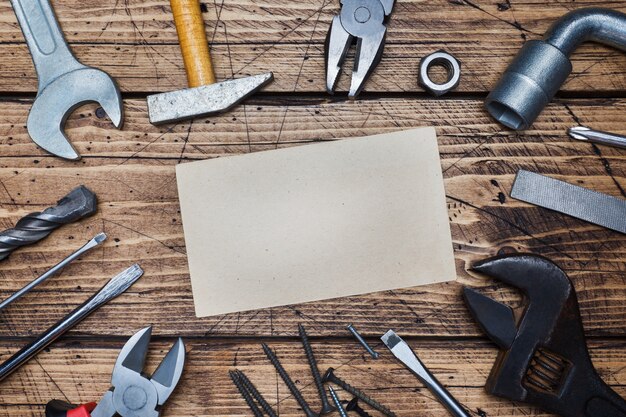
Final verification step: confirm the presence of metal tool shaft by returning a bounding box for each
[328,386,349,417]
[0,264,143,382]
[299,324,335,414]
[381,330,470,417]
[11,0,79,89]
[262,343,318,417]
[0,186,97,261]
[347,324,379,359]
[0,233,107,310]
[569,126,626,149]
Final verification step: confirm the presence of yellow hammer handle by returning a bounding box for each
[170,0,216,88]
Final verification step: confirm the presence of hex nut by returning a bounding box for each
[418,50,461,96]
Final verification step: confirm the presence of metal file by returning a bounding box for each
[511,170,626,234]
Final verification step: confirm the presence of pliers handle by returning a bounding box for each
[45,400,97,417]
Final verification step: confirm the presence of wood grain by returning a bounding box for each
[1,0,626,415]
[1,338,626,417]
[0,0,624,93]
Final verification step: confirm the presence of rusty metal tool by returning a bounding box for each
[46,326,185,417]
[464,254,626,417]
[381,330,470,417]
[0,232,107,310]
[0,264,143,383]
[147,0,273,124]
[10,0,123,160]
[0,186,98,262]
[325,0,395,98]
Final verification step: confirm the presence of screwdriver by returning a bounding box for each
[568,126,626,149]
[0,233,107,311]
[381,330,471,417]
[0,264,143,382]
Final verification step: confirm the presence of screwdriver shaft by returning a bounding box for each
[568,126,626,149]
[0,264,143,382]
[0,233,107,310]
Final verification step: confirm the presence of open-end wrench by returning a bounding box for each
[11,0,123,160]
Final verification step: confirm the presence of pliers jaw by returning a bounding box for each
[325,0,394,98]
[46,327,185,417]
[101,326,185,417]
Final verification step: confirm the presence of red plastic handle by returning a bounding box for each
[67,403,97,417]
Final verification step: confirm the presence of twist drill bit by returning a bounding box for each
[0,186,97,261]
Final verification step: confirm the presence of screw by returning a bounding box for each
[346,324,379,359]
[262,343,319,417]
[322,368,396,417]
[328,386,349,417]
[299,324,336,415]
[236,370,278,417]
[230,371,264,417]
[346,398,373,417]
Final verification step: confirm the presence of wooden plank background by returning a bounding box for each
[0,0,625,416]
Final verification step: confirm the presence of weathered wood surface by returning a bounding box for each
[2,339,626,416]
[1,0,626,415]
[0,0,625,93]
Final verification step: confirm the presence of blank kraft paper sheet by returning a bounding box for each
[177,127,455,317]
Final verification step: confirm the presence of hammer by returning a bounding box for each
[147,0,273,125]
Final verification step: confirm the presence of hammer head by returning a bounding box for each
[147,72,274,125]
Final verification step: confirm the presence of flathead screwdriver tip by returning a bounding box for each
[93,232,107,244]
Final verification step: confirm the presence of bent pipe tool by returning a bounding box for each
[486,7,626,130]
[463,254,626,417]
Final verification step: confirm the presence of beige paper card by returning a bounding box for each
[177,127,455,317]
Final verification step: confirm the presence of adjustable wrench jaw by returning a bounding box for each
[325,0,393,98]
[464,254,626,417]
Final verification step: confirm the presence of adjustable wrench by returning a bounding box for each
[11,0,123,160]
[464,254,626,417]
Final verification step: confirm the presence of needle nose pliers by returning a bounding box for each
[325,0,395,98]
[45,327,185,417]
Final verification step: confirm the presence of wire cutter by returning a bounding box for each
[45,327,185,417]
[325,0,395,98]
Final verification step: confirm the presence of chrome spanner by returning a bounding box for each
[11,0,123,160]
